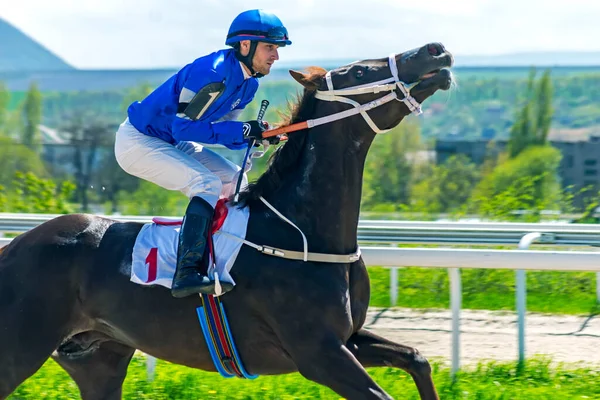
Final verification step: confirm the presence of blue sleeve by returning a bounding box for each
[172,118,245,145]
[171,69,245,145]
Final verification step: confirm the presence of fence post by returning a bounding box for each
[516,232,541,365]
[597,272,600,304]
[146,355,157,381]
[390,267,398,306]
[448,267,461,379]
[388,243,399,307]
[515,268,526,366]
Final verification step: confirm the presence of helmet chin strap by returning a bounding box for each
[234,42,264,78]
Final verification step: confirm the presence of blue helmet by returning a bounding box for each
[226,9,292,47]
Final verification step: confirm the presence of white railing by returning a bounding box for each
[362,242,600,374]
[1,214,600,377]
[2,213,600,247]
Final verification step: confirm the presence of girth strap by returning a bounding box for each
[216,231,361,263]
[215,196,361,264]
[196,293,257,379]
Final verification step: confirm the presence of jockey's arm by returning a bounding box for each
[217,108,244,122]
[172,113,245,145]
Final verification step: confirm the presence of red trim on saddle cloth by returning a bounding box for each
[207,199,229,267]
[150,199,229,275]
[151,217,182,226]
[211,198,229,234]
[150,199,229,233]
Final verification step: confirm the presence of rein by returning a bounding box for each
[262,53,422,139]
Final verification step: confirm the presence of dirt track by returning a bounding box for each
[365,308,600,366]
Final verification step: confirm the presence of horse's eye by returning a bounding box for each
[355,68,365,79]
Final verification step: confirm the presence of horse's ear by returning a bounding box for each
[289,69,321,90]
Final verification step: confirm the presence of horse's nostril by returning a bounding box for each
[427,43,442,56]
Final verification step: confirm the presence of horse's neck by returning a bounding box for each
[268,132,369,254]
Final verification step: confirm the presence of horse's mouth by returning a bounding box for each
[414,68,453,91]
[419,69,441,80]
[416,49,454,86]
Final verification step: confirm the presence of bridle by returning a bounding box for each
[262,53,423,138]
[315,53,423,133]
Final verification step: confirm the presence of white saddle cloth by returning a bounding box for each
[130,201,249,293]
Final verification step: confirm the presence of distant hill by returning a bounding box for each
[454,51,600,67]
[0,68,177,91]
[0,17,73,72]
[2,65,600,92]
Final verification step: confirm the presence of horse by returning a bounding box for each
[0,42,453,400]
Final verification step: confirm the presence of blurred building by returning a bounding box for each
[38,124,245,177]
[435,133,600,205]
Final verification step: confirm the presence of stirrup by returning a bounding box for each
[171,271,214,298]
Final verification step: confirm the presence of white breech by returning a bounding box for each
[114,118,248,208]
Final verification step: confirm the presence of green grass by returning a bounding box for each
[9,356,600,399]
[367,266,600,314]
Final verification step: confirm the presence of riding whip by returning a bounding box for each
[233,100,270,203]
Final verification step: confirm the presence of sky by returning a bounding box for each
[1,0,600,69]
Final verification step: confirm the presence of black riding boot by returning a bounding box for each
[171,196,233,298]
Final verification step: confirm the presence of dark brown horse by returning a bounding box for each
[0,43,453,400]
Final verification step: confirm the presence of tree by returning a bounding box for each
[0,171,75,214]
[121,82,153,112]
[410,154,481,213]
[0,185,6,211]
[535,70,553,142]
[0,137,48,187]
[0,82,9,136]
[362,118,426,210]
[96,135,141,214]
[469,145,562,220]
[21,82,43,151]
[508,68,554,158]
[58,115,115,212]
[117,180,188,216]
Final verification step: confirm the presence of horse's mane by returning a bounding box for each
[236,67,327,206]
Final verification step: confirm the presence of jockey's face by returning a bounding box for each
[239,40,279,76]
[252,42,279,76]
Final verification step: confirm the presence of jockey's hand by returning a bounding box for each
[263,134,281,145]
[259,121,281,145]
[242,120,265,142]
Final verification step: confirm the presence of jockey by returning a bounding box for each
[114,9,291,298]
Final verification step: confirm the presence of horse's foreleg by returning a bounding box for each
[0,267,75,398]
[346,328,439,400]
[52,339,135,400]
[293,339,394,400]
